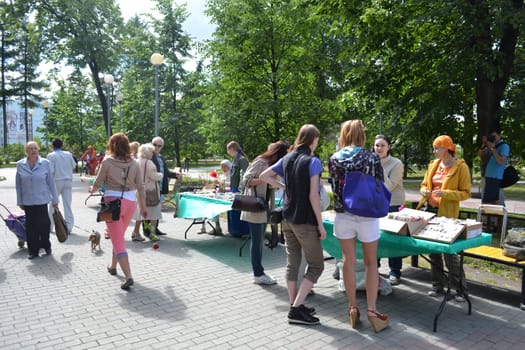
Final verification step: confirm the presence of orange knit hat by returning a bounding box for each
[433,135,456,152]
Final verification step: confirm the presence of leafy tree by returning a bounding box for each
[118,14,158,144]
[12,18,47,143]
[36,0,124,138]
[1,0,45,147]
[42,67,101,157]
[319,0,524,168]
[204,0,346,158]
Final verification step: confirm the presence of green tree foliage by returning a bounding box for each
[118,15,158,144]
[42,67,101,157]
[151,0,192,166]
[36,0,124,138]
[204,0,346,158]
[318,0,524,167]
[1,0,46,147]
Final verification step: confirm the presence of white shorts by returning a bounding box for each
[333,211,380,243]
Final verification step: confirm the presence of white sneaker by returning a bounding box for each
[253,274,277,285]
[389,275,400,286]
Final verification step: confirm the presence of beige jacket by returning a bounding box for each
[139,158,163,195]
[92,156,145,199]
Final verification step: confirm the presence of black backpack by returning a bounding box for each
[495,142,519,188]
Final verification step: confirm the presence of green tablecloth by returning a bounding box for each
[322,218,492,260]
[176,193,233,219]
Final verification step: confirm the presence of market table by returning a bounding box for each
[321,211,492,332]
[175,192,233,238]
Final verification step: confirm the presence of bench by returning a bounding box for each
[463,204,525,310]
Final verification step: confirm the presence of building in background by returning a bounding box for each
[1,101,44,146]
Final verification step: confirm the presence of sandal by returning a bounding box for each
[132,233,145,242]
[367,309,389,333]
[349,306,360,329]
[121,278,134,290]
[107,266,117,276]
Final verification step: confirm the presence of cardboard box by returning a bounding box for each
[458,219,483,239]
[380,208,436,236]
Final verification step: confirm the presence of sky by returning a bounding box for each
[117,0,215,41]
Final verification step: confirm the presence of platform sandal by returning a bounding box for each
[349,306,360,329]
[367,309,389,333]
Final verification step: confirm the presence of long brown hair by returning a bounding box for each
[257,140,289,166]
[107,133,131,161]
[291,124,320,150]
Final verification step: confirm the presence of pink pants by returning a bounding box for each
[105,197,135,257]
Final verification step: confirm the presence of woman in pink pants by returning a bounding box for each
[91,133,147,290]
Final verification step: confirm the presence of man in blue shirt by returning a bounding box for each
[482,129,510,205]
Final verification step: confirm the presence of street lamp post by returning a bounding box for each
[115,91,123,131]
[104,74,114,139]
[43,101,49,151]
[28,109,34,141]
[150,53,164,137]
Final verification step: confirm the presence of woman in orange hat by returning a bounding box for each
[419,135,471,301]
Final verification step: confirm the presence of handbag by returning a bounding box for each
[96,166,130,222]
[270,191,285,224]
[231,187,267,212]
[143,162,160,206]
[52,207,68,243]
[97,199,122,222]
[232,194,267,212]
[269,206,284,224]
[342,171,391,218]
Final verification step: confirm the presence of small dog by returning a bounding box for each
[88,230,101,253]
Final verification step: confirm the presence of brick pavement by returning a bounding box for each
[1,167,524,350]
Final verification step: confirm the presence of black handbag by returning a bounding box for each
[269,206,284,224]
[231,187,267,212]
[96,166,130,222]
[96,199,121,222]
[231,194,267,212]
[269,192,285,224]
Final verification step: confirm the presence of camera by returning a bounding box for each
[486,134,496,143]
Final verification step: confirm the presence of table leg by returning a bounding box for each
[184,218,206,239]
[433,287,451,332]
[459,252,472,315]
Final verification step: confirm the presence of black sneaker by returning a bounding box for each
[291,304,316,315]
[156,228,167,236]
[288,305,320,325]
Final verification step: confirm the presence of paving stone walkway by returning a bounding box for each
[1,167,524,349]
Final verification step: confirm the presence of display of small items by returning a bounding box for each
[411,217,466,244]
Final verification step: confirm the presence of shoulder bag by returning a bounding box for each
[231,187,267,212]
[143,161,160,206]
[495,142,519,188]
[97,166,130,222]
[52,207,68,242]
[342,171,391,218]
